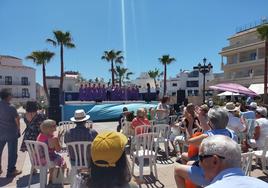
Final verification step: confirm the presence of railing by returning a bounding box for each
[222,38,263,51]
[0,81,30,86]
[12,94,30,98]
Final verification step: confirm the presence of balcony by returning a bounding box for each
[12,94,30,98]
[0,81,31,86]
[222,38,263,52]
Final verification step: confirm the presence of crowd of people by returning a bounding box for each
[0,87,268,187]
[79,83,141,101]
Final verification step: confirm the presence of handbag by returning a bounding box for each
[52,167,70,185]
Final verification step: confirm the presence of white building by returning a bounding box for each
[0,55,36,103]
[131,72,158,93]
[46,71,80,92]
[165,66,214,99]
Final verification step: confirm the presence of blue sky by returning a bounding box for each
[0,0,268,84]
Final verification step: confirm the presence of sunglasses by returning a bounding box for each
[198,154,225,162]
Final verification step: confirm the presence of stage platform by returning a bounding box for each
[62,100,158,122]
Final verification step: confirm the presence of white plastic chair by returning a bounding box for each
[66,141,92,187]
[130,125,151,156]
[25,140,56,188]
[152,124,171,158]
[253,136,268,174]
[58,121,76,133]
[241,151,253,176]
[131,133,158,181]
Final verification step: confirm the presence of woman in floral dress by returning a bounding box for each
[20,101,46,152]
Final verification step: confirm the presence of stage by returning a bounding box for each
[62,100,158,122]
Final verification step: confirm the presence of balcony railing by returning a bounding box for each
[12,94,31,98]
[0,81,31,86]
[222,38,263,51]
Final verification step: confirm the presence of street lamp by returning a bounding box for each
[198,58,212,104]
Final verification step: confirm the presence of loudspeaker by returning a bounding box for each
[48,106,61,124]
[49,88,60,107]
[177,90,186,105]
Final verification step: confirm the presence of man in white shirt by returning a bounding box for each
[254,107,268,149]
[224,102,246,133]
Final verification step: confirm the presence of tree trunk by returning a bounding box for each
[42,63,49,105]
[264,40,268,104]
[111,60,115,86]
[60,44,64,104]
[164,64,167,96]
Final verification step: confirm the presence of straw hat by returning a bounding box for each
[70,109,90,122]
[224,102,240,112]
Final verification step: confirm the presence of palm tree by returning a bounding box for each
[257,25,268,104]
[101,50,124,86]
[115,65,133,87]
[158,55,176,96]
[26,51,55,103]
[46,30,75,96]
[148,68,163,88]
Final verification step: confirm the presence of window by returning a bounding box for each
[250,52,256,60]
[186,81,199,87]
[5,76,12,85]
[172,92,176,96]
[172,83,177,87]
[21,77,29,85]
[188,71,199,77]
[22,88,29,98]
[194,90,199,96]
[187,90,193,96]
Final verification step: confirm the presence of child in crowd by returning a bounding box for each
[37,119,65,182]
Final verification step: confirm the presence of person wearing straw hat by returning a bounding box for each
[89,131,138,188]
[64,109,98,162]
[224,102,246,134]
[65,109,98,143]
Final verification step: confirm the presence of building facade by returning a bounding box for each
[220,20,268,87]
[46,71,81,92]
[0,55,36,103]
[165,67,214,98]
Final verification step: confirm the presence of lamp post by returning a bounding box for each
[198,58,212,104]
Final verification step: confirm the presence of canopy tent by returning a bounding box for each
[217,91,240,96]
[209,83,258,96]
[248,83,267,95]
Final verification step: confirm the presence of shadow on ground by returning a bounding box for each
[134,173,164,188]
[0,177,14,187]
[16,173,40,187]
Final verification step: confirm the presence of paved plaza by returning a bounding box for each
[0,119,267,188]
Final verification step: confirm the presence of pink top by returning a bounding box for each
[36,133,55,153]
[131,117,150,134]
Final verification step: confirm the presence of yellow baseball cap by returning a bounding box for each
[91,131,128,167]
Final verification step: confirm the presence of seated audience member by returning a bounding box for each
[241,102,257,120]
[196,104,210,131]
[224,102,247,133]
[131,108,150,134]
[20,101,46,152]
[89,131,138,188]
[199,135,268,188]
[174,107,238,188]
[117,107,129,132]
[37,119,65,182]
[250,106,268,149]
[64,109,98,163]
[155,96,170,124]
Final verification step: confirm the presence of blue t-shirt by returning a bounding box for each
[206,168,268,188]
[204,129,238,142]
